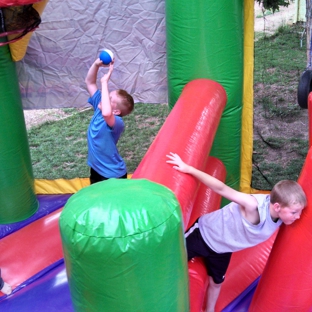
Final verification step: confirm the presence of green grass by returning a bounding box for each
[254,25,305,85]
[252,137,307,190]
[28,104,169,179]
[252,23,308,190]
[28,24,309,190]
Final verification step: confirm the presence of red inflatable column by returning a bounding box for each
[309,93,312,148]
[132,79,227,227]
[249,147,312,311]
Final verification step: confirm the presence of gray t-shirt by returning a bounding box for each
[198,194,282,253]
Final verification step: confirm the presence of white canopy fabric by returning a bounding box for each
[17,0,167,109]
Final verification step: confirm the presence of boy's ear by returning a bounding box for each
[113,109,121,116]
[273,202,281,212]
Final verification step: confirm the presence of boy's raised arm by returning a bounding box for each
[85,58,103,97]
[99,63,115,128]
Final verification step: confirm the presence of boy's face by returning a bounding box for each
[276,203,304,225]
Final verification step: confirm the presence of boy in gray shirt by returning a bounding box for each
[166,152,307,312]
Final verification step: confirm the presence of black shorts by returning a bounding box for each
[90,167,127,184]
[185,220,232,284]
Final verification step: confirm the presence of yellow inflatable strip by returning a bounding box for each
[35,178,90,194]
[9,0,49,61]
[35,174,133,194]
[240,0,254,193]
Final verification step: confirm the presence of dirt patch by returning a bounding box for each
[23,109,70,130]
[254,2,296,33]
[253,82,309,162]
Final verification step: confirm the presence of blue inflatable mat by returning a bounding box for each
[0,194,72,238]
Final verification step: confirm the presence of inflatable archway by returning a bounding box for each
[1,0,312,311]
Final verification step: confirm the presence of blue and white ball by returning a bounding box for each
[99,49,114,65]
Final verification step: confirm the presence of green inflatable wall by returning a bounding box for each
[0,37,38,223]
[59,178,188,312]
[166,0,244,198]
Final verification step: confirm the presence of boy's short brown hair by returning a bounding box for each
[270,180,307,208]
[116,89,134,117]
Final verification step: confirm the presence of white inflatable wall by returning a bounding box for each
[17,0,167,109]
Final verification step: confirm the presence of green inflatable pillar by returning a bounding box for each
[166,0,244,200]
[0,37,38,223]
[59,179,189,312]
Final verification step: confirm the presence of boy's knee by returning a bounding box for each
[209,276,222,289]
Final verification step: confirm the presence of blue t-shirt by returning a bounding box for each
[87,90,127,178]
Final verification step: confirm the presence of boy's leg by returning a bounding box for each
[0,269,12,295]
[119,173,127,179]
[0,281,12,295]
[90,168,127,184]
[185,223,232,312]
[185,219,206,260]
[203,253,231,312]
[90,168,108,184]
[205,276,222,312]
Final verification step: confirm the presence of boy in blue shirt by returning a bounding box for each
[85,58,134,184]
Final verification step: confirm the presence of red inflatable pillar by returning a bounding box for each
[132,79,227,227]
[249,147,312,311]
[309,93,312,148]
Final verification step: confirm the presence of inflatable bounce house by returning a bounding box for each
[1,0,312,311]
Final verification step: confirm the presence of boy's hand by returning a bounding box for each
[94,58,104,67]
[100,63,114,84]
[95,57,114,68]
[166,152,190,173]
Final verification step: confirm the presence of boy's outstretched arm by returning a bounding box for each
[85,58,104,97]
[166,152,237,199]
[166,152,260,223]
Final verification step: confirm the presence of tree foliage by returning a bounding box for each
[256,0,291,12]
